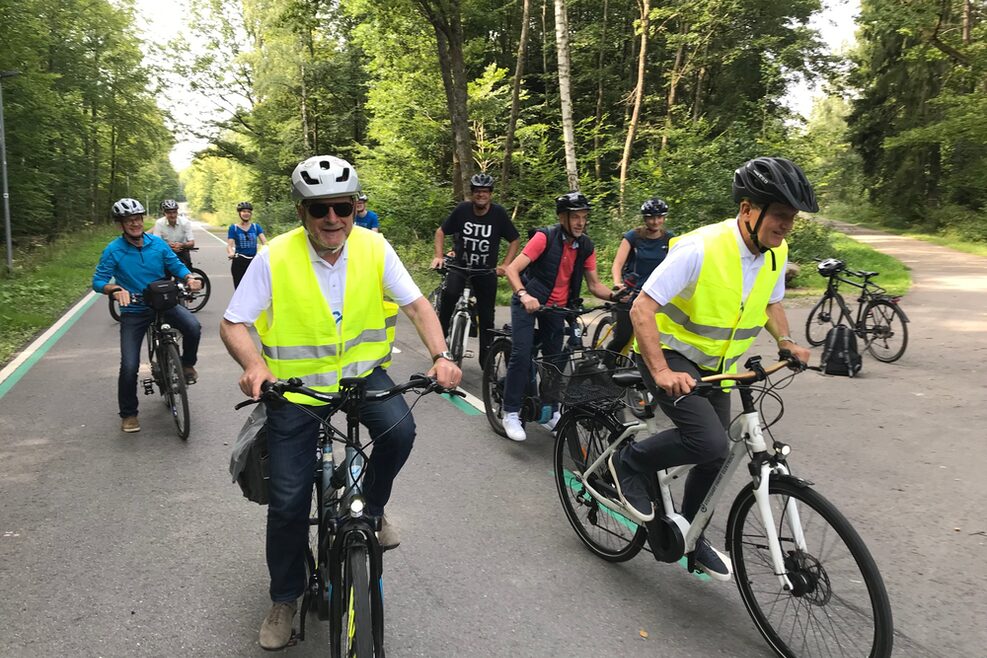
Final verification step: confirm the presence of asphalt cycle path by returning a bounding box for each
[0,219,982,656]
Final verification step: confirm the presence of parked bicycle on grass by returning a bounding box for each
[554,352,893,657]
[805,258,909,362]
[236,374,457,657]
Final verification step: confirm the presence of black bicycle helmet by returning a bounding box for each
[237,201,254,211]
[732,157,819,213]
[641,198,669,216]
[555,191,591,214]
[817,258,845,277]
[160,199,179,212]
[470,173,494,190]
[112,198,146,218]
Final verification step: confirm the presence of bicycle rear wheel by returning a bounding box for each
[482,338,511,437]
[591,315,614,350]
[804,294,839,346]
[861,300,907,363]
[554,409,646,562]
[340,544,375,658]
[448,312,468,366]
[162,342,190,440]
[183,268,211,313]
[727,476,893,658]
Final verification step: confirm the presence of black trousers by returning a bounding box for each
[231,255,253,289]
[621,350,731,522]
[438,271,498,365]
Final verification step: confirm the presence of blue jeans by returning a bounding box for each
[503,299,565,413]
[265,367,416,603]
[118,307,201,418]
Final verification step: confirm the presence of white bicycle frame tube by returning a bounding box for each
[448,284,473,355]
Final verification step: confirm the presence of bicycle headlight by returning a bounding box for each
[349,497,365,517]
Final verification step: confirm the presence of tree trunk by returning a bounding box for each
[554,0,579,191]
[962,0,972,43]
[542,0,550,108]
[300,62,311,152]
[618,0,649,214]
[662,21,688,151]
[593,0,609,180]
[502,0,531,195]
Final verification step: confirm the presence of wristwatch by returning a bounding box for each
[776,335,795,345]
[432,351,455,363]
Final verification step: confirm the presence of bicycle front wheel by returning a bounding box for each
[591,314,614,350]
[162,342,190,440]
[727,477,893,658]
[861,300,908,363]
[108,296,121,322]
[428,285,442,316]
[448,312,468,366]
[482,338,511,437]
[804,294,840,346]
[554,409,646,562]
[340,545,375,658]
[184,268,211,313]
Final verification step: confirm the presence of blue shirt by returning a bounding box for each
[92,233,191,314]
[355,210,379,230]
[228,223,264,256]
[622,228,674,287]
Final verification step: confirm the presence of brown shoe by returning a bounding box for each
[183,366,197,385]
[378,515,400,551]
[259,601,296,650]
[121,416,141,433]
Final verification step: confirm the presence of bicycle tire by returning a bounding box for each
[108,296,121,322]
[162,342,190,440]
[183,268,211,313]
[591,315,614,350]
[449,312,468,367]
[554,409,646,562]
[804,294,840,346]
[727,476,893,658]
[860,299,908,363]
[482,338,511,437]
[341,544,374,658]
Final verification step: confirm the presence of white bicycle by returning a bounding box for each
[553,354,893,657]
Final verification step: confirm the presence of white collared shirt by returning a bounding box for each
[640,218,787,306]
[152,216,194,244]
[223,231,422,325]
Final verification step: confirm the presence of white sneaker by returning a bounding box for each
[503,412,527,442]
[540,410,562,432]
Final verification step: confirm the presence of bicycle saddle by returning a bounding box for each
[612,369,644,388]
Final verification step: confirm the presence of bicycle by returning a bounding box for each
[804,258,909,363]
[129,293,191,440]
[108,250,211,321]
[553,353,893,657]
[481,302,602,437]
[429,257,497,366]
[588,291,652,420]
[235,374,457,657]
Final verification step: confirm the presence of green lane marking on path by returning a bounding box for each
[440,392,483,416]
[559,468,710,581]
[0,293,102,400]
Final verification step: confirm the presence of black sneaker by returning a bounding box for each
[693,536,733,582]
[607,450,654,523]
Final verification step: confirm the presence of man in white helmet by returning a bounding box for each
[220,155,460,651]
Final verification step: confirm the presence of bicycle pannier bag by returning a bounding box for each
[820,324,862,377]
[143,279,180,311]
[229,405,271,505]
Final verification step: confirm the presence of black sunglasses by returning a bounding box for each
[306,201,354,219]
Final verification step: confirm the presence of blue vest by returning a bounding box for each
[522,225,594,305]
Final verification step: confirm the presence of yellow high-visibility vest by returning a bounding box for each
[652,218,787,374]
[256,226,398,404]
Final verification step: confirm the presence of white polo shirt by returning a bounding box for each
[152,216,194,244]
[640,218,787,306]
[223,231,423,326]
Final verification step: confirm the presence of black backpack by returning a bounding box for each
[821,324,862,377]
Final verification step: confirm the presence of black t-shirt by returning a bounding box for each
[440,202,519,269]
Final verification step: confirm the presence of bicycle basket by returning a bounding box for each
[143,279,180,311]
[535,350,635,405]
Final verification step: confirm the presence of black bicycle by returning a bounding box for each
[429,257,496,366]
[804,258,909,362]
[109,251,210,321]
[236,375,458,657]
[130,293,191,440]
[482,302,625,437]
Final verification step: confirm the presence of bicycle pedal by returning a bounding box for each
[141,379,154,395]
[463,350,475,359]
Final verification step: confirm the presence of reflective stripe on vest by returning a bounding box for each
[256,226,398,404]
[654,218,786,374]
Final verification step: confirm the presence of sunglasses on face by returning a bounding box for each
[306,201,354,219]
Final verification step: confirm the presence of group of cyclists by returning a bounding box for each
[92,152,818,650]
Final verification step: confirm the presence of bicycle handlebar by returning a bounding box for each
[432,257,497,276]
[234,374,463,411]
[693,352,805,390]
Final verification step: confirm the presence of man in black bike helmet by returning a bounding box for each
[431,172,520,365]
[610,157,814,582]
[499,191,624,442]
[93,198,202,433]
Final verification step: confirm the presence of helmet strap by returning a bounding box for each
[744,203,770,254]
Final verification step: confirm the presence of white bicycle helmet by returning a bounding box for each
[291,155,361,201]
[112,198,146,218]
